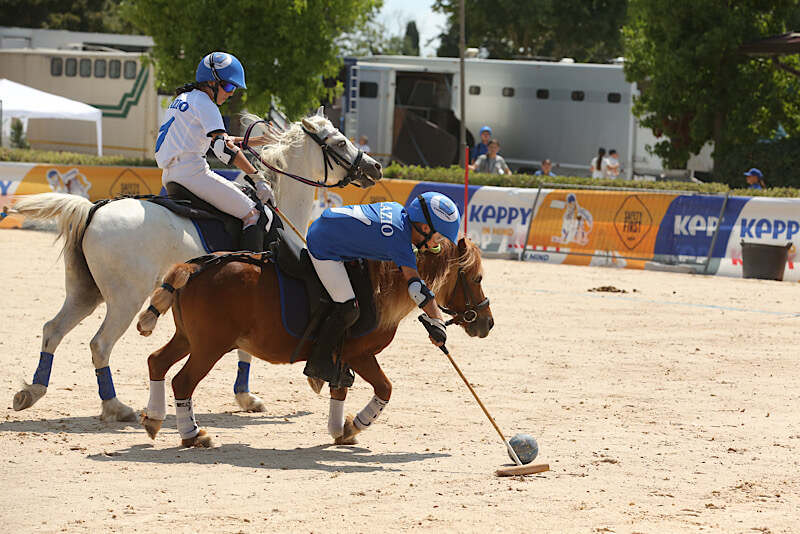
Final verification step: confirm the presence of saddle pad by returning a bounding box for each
[275,263,378,340]
[190,219,235,253]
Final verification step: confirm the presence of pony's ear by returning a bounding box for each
[301,117,318,133]
[316,106,325,118]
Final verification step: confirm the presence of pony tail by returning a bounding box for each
[175,82,206,96]
[137,263,199,336]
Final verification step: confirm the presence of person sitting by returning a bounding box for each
[470,139,512,175]
[744,168,766,190]
[303,192,461,387]
[155,51,275,252]
[471,125,492,163]
[534,158,557,177]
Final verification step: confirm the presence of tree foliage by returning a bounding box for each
[403,21,420,56]
[0,0,139,33]
[433,0,626,61]
[623,0,800,170]
[336,18,407,57]
[123,0,381,119]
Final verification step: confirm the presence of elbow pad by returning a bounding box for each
[407,277,434,308]
[211,137,239,164]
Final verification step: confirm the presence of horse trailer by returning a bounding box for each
[341,55,712,178]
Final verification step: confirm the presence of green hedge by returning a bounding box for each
[713,137,800,190]
[2,148,797,197]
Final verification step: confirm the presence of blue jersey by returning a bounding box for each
[307,202,418,269]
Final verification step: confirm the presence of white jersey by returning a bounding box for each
[155,89,226,168]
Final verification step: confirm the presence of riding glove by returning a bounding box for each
[419,314,447,345]
[253,177,276,207]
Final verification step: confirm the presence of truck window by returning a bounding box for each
[124,61,137,79]
[607,92,621,103]
[571,91,585,101]
[536,89,549,99]
[502,87,514,97]
[80,59,91,77]
[65,58,77,77]
[109,60,121,79]
[359,81,378,98]
[469,85,481,95]
[94,59,107,78]
[50,58,63,76]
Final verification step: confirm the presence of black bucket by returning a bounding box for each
[741,241,792,281]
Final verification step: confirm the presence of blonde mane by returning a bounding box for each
[369,238,483,331]
[239,113,330,176]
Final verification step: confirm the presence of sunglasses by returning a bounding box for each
[220,82,237,93]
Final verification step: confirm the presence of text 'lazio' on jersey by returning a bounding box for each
[307,202,418,269]
[155,89,226,168]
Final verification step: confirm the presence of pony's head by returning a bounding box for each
[419,237,494,338]
[300,107,382,188]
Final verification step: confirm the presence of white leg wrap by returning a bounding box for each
[175,398,200,439]
[354,395,388,431]
[146,380,167,421]
[328,398,345,438]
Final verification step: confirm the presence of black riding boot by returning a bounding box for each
[304,298,360,384]
[240,223,265,252]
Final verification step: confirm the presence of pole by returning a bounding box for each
[463,145,470,235]
[519,182,544,261]
[703,192,729,274]
[458,0,466,167]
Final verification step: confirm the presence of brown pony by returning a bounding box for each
[137,237,493,447]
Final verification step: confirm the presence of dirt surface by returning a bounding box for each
[2,228,799,532]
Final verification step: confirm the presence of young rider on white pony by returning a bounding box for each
[303,192,461,436]
[155,51,275,252]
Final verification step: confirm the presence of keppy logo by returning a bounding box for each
[740,218,800,240]
[469,204,533,226]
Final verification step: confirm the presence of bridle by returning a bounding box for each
[239,119,365,189]
[439,268,490,326]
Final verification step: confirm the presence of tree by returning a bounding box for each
[623,0,800,170]
[0,0,139,33]
[403,21,420,56]
[336,18,407,57]
[123,0,381,118]
[433,0,625,61]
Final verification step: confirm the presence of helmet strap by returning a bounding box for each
[412,222,436,250]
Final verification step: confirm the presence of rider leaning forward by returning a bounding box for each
[155,51,275,252]
[304,192,461,436]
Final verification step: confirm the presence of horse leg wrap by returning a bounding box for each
[175,398,200,440]
[33,351,55,387]
[354,395,388,431]
[146,380,167,420]
[95,366,116,400]
[328,398,345,438]
[234,361,250,394]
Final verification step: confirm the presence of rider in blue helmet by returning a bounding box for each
[155,51,277,253]
[302,193,461,436]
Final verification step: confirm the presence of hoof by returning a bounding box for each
[13,390,33,411]
[235,392,267,413]
[100,398,138,422]
[307,377,325,395]
[182,429,213,448]
[334,415,361,445]
[140,414,163,440]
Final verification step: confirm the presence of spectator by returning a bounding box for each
[534,158,557,177]
[744,168,765,190]
[471,125,492,163]
[590,147,609,179]
[606,149,621,178]
[470,139,511,175]
[357,135,371,153]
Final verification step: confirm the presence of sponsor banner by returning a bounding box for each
[525,190,677,268]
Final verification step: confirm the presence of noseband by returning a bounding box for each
[439,268,490,326]
[239,119,365,189]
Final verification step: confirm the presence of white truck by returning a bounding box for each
[340,55,712,178]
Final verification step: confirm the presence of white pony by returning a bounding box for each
[10,108,382,421]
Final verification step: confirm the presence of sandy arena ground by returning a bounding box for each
[1,228,799,532]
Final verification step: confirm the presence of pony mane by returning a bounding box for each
[239,112,330,174]
[369,238,483,331]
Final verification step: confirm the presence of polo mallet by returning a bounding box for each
[274,206,307,245]
[419,316,549,476]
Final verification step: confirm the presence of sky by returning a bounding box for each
[378,0,448,57]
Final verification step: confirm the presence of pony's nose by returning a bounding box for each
[374,161,382,171]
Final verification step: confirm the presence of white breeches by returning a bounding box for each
[162,155,255,220]
[309,252,356,303]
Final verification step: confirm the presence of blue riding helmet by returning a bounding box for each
[566,193,577,203]
[479,125,492,135]
[196,52,247,90]
[407,192,461,244]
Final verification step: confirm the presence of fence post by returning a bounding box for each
[519,182,544,261]
[703,192,730,275]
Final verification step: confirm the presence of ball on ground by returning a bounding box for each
[508,433,538,464]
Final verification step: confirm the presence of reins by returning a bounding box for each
[239,119,364,189]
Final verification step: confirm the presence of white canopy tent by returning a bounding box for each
[0,78,103,156]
